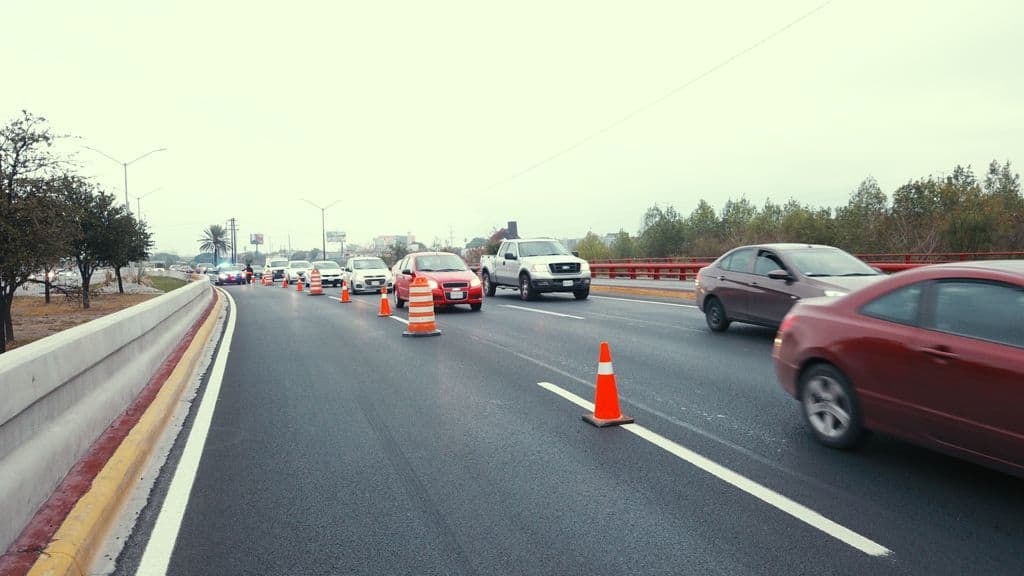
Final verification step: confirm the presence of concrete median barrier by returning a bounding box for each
[0,278,215,554]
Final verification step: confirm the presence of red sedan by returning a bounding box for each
[393,252,483,311]
[774,261,1024,477]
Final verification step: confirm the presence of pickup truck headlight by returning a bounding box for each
[470,277,481,287]
[580,262,590,273]
[530,264,548,273]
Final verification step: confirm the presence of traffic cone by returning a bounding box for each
[403,276,440,337]
[340,279,350,303]
[582,342,634,427]
[308,268,324,295]
[297,277,304,292]
[378,285,391,317]
[282,276,288,288]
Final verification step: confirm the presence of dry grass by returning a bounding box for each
[7,293,159,351]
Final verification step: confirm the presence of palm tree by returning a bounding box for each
[199,224,231,266]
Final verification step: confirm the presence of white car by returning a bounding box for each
[284,260,311,285]
[343,256,394,293]
[310,260,343,287]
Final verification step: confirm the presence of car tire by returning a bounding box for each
[799,363,866,450]
[470,302,482,311]
[704,297,730,332]
[519,273,536,301]
[395,290,405,309]
[482,271,496,297]
[573,288,589,300]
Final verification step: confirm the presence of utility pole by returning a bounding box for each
[226,218,238,264]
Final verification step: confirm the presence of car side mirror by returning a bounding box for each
[572,251,580,257]
[767,269,792,281]
[402,269,413,276]
[504,253,516,260]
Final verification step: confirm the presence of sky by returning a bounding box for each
[3,0,1022,257]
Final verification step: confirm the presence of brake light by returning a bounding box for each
[779,315,796,334]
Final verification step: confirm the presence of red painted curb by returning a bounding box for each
[0,290,219,576]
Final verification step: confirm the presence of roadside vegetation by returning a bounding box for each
[147,276,187,293]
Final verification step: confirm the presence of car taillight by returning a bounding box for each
[779,315,796,334]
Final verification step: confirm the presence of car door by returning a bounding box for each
[907,279,1024,467]
[499,242,519,284]
[395,257,410,298]
[749,249,798,325]
[714,248,755,320]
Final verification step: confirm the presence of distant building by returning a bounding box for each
[373,234,415,251]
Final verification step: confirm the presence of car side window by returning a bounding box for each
[754,251,786,276]
[927,280,1024,348]
[860,283,924,326]
[723,249,754,273]
[508,243,519,258]
[497,242,507,256]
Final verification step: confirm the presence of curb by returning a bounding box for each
[25,291,224,576]
[590,284,696,301]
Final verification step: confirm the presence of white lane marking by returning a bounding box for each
[499,305,585,320]
[590,294,698,309]
[326,295,409,324]
[391,316,410,325]
[138,289,238,575]
[537,381,893,558]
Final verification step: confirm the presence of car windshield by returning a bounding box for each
[220,265,242,272]
[289,261,311,268]
[786,248,878,277]
[268,260,288,267]
[518,241,571,257]
[314,261,340,269]
[353,258,387,270]
[416,254,468,272]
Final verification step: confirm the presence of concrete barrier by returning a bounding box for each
[0,278,214,552]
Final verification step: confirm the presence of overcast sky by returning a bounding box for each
[4,1,1022,257]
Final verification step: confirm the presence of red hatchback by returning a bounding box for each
[774,261,1024,477]
[393,252,483,311]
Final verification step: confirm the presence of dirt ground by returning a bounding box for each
[7,293,159,351]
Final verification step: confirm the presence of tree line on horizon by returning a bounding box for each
[572,161,1023,261]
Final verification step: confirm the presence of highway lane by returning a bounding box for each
[111,284,1024,575]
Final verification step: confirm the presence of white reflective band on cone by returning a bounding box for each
[597,362,614,375]
[410,296,433,303]
[409,316,434,324]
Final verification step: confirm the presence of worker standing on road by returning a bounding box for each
[245,264,254,284]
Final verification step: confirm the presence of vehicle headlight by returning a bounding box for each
[530,264,547,273]
[219,273,227,279]
[580,262,590,273]
[470,277,481,287]
[427,279,439,290]
[823,290,847,298]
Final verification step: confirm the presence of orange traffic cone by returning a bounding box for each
[281,276,288,288]
[582,342,634,427]
[340,279,350,303]
[403,276,440,337]
[308,268,324,295]
[297,277,304,292]
[378,285,391,317]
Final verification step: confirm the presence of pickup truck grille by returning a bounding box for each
[442,281,468,289]
[549,262,581,274]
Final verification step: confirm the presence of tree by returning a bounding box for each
[686,200,721,256]
[609,230,638,260]
[199,224,231,266]
[383,241,408,266]
[106,214,153,293]
[638,205,686,257]
[64,181,124,309]
[835,177,889,253]
[719,197,757,246]
[308,248,322,262]
[575,232,610,261]
[466,237,488,250]
[290,251,308,261]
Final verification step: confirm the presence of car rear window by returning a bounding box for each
[928,280,1024,348]
[860,284,923,326]
[353,258,387,270]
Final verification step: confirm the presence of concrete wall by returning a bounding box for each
[0,279,214,552]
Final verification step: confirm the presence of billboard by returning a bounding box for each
[326,231,346,243]
[249,233,264,245]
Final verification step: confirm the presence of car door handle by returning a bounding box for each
[917,346,958,361]
[750,281,759,287]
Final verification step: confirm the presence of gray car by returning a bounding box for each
[695,243,885,332]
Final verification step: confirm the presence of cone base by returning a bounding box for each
[582,413,634,428]
[402,329,441,337]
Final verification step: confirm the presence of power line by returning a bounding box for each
[478,0,836,195]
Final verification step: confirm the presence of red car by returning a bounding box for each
[393,252,483,311]
[774,261,1024,477]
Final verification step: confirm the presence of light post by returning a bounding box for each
[83,146,167,212]
[301,199,341,259]
[133,187,162,221]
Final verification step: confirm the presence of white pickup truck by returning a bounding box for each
[478,238,591,300]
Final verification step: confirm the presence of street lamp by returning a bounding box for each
[133,187,162,221]
[83,145,167,211]
[301,199,341,259]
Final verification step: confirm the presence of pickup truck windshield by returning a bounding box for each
[417,254,468,272]
[518,241,570,257]
[353,258,387,270]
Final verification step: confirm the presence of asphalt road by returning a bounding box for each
[112,283,1024,575]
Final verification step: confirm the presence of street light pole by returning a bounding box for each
[133,187,162,222]
[301,199,341,259]
[83,146,167,212]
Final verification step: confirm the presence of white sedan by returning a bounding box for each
[284,260,311,284]
[310,261,344,287]
[343,256,394,293]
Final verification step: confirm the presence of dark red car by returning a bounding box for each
[393,252,483,311]
[774,261,1024,477]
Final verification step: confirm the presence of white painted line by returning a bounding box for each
[591,295,698,309]
[499,304,585,320]
[391,315,410,325]
[536,381,893,558]
[137,289,238,575]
